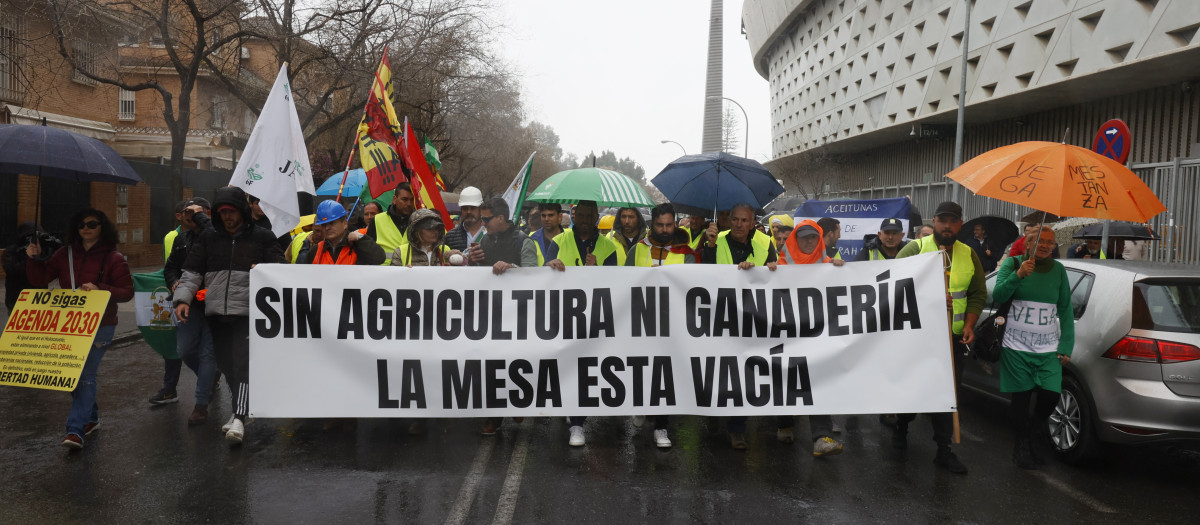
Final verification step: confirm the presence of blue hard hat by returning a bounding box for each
[314,200,348,225]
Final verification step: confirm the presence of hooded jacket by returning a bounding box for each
[391,209,450,266]
[606,208,648,254]
[173,186,285,317]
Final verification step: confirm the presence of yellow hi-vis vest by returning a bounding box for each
[680,226,707,250]
[919,235,974,334]
[606,231,631,266]
[715,230,772,265]
[373,213,409,265]
[553,229,618,266]
[630,240,687,266]
[393,244,452,266]
[163,228,180,261]
[289,231,312,263]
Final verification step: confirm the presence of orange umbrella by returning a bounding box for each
[946,141,1165,222]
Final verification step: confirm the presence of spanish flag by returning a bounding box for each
[402,118,454,228]
[357,50,406,198]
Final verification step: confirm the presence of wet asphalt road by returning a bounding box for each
[2,338,1199,524]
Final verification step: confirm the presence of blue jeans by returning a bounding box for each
[66,325,114,441]
[176,312,216,405]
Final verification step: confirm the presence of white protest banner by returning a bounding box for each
[249,253,955,418]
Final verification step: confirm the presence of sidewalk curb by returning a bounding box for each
[113,331,143,346]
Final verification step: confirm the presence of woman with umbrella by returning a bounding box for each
[991,226,1075,470]
[26,209,134,450]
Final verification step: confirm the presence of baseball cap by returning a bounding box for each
[793,224,820,237]
[879,218,904,232]
[215,203,239,214]
[934,201,963,220]
[185,197,211,210]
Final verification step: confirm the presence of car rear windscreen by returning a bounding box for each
[1132,280,1200,333]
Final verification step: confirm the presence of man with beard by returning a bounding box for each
[469,197,540,436]
[854,218,910,261]
[622,203,696,448]
[173,187,285,446]
[367,182,416,264]
[606,207,647,266]
[894,201,986,474]
[817,217,843,260]
[445,186,485,253]
[546,200,619,447]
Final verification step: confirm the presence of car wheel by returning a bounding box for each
[1048,375,1102,464]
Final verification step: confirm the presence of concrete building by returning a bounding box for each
[742,0,1200,263]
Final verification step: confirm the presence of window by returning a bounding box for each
[0,14,25,103]
[210,95,226,128]
[1065,270,1094,319]
[1133,280,1200,333]
[71,38,98,86]
[118,88,136,120]
[149,31,164,47]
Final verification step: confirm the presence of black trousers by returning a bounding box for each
[897,340,966,447]
[210,315,250,420]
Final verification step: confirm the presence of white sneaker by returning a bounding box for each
[632,415,646,427]
[653,429,672,448]
[221,414,236,433]
[568,425,585,447]
[225,418,245,445]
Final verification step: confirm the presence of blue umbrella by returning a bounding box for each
[0,122,141,184]
[316,168,366,196]
[651,152,783,218]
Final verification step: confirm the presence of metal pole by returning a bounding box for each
[709,96,749,158]
[951,0,973,202]
[660,140,687,156]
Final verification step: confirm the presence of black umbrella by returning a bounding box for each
[0,120,142,228]
[0,122,141,184]
[651,152,783,219]
[1074,222,1160,240]
[957,215,1020,249]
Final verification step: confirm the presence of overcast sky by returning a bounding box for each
[493,0,769,181]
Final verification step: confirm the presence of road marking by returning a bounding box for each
[1029,471,1119,514]
[491,420,533,525]
[444,435,496,525]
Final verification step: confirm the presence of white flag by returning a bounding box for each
[502,152,535,222]
[231,64,315,237]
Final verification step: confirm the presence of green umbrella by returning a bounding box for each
[526,167,654,207]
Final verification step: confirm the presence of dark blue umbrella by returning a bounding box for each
[0,122,141,184]
[651,151,783,218]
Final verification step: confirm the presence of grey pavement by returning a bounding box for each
[1,337,1199,523]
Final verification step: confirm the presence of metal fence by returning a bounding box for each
[813,158,1200,265]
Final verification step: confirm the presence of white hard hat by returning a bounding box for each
[459,186,483,207]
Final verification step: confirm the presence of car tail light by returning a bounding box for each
[1157,341,1200,364]
[1103,336,1200,364]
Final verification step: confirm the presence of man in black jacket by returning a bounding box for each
[174,186,285,446]
[468,197,538,436]
[163,198,219,426]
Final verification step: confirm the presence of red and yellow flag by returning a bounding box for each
[401,118,454,228]
[357,51,406,198]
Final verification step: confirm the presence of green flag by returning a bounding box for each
[503,152,536,222]
[423,135,442,172]
[132,270,177,358]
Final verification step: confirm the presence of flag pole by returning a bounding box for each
[336,45,390,201]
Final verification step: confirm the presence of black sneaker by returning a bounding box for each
[934,447,968,474]
[148,390,179,405]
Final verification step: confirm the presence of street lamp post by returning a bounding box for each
[707,96,748,158]
[660,139,687,156]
